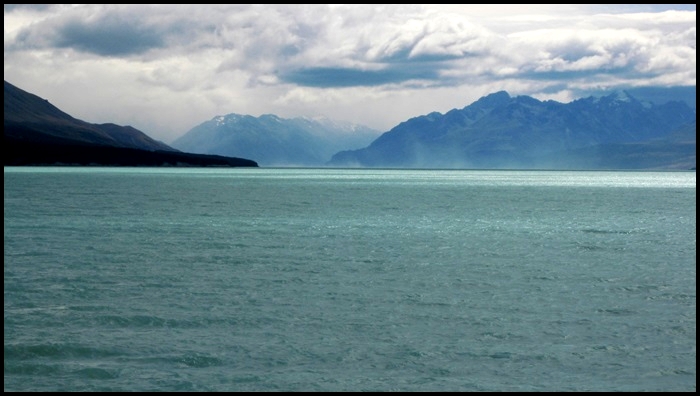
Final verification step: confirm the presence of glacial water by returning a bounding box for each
[4,167,696,391]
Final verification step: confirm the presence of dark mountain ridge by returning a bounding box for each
[4,81,258,167]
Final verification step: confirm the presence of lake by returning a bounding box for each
[4,167,696,391]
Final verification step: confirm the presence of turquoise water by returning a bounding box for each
[4,167,696,391]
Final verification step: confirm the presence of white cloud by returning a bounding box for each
[3,4,695,143]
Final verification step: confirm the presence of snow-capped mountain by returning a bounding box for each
[172,113,381,167]
[329,90,696,170]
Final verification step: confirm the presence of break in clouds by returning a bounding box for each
[3,4,696,141]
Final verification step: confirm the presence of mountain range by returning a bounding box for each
[3,81,257,167]
[328,90,696,170]
[171,114,380,167]
[4,79,696,170]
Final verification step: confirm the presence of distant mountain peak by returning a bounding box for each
[471,90,511,106]
[613,90,634,102]
[173,112,381,167]
[260,114,283,122]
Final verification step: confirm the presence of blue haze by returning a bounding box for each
[4,167,696,391]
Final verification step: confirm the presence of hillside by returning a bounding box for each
[3,81,258,167]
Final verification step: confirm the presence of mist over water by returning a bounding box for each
[4,167,696,391]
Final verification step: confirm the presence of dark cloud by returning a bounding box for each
[7,6,196,57]
[516,66,652,82]
[281,65,441,88]
[54,17,165,56]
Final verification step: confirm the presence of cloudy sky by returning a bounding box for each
[4,4,696,143]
